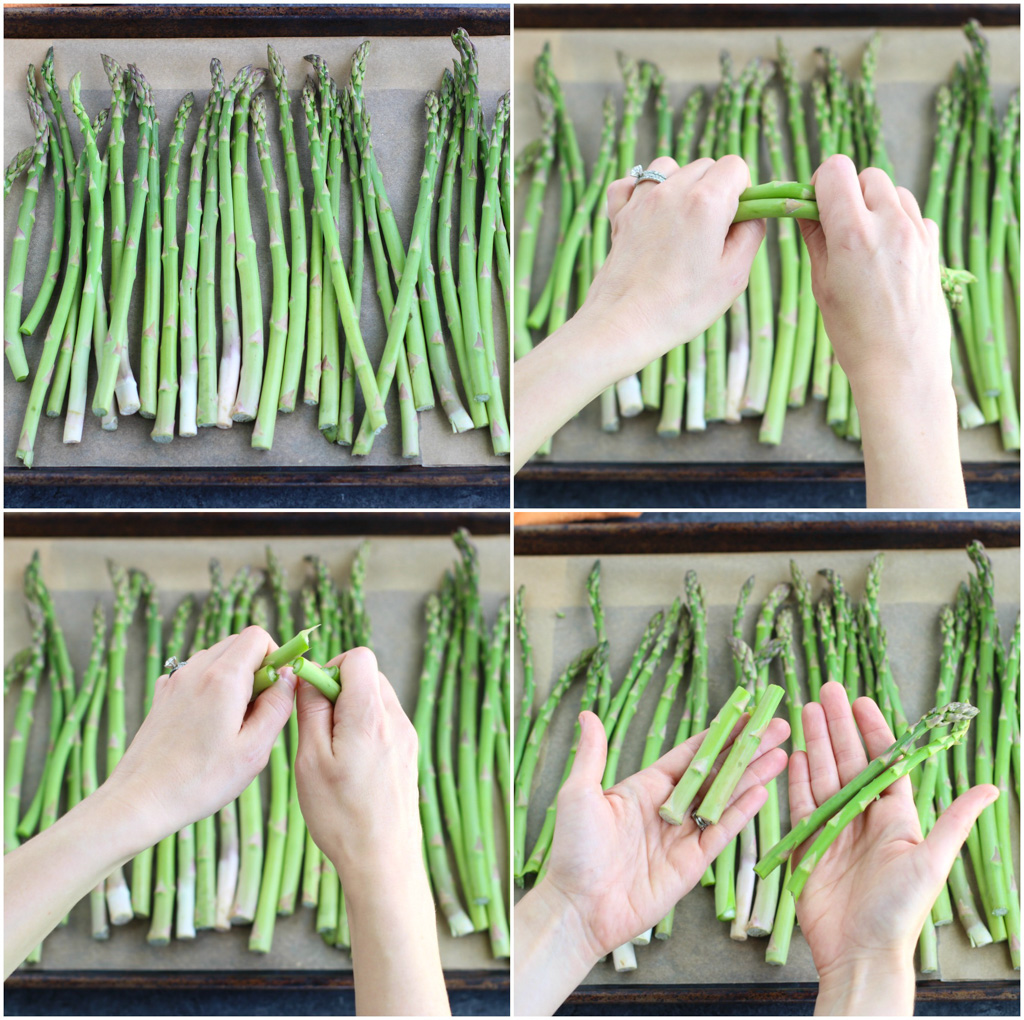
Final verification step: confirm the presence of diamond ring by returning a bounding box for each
[164,656,189,676]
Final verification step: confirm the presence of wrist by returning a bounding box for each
[815,947,915,1016]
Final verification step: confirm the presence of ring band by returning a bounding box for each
[636,169,668,184]
[164,656,188,676]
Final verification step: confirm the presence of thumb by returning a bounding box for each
[564,711,608,793]
[243,665,296,753]
[722,217,765,270]
[797,215,828,271]
[923,784,999,876]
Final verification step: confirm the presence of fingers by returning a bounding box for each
[812,154,864,234]
[208,626,279,686]
[295,672,336,761]
[851,694,896,760]
[723,217,766,268]
[696,152,750,196]
[802,699,840,804]
[634,155,682,189]
[820,681,869,786]
[607,156,684,223]
[788,748,816,823]
[797,212,826,266]
[242,664,296,749]
[563,711,608,792]
[335,646,383,709]
[606,176,635,222]
[859,166,902,213]
[924,784,999,877]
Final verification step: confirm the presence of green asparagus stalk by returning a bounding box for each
[151,92,194,441]
[19,72,66,340]
[660,686,752,825]
[93,64,152,419]
[4,99,48,381]
[249,92,291,450]
[178,87,217,436]
[267,45,309,414]
[789,714,976,900]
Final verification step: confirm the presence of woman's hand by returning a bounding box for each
[792,683,997,1015]
[294,646,449,1017]
[798,155,965,508]
[514,156,764,471]
[107,627,297,845]
[591,155,766,381]
[4,627,296,979]
[514,710,789,1015]
[294,646,421,889]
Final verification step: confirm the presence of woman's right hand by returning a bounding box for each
[293,646,422,890]
[798,154,951,391]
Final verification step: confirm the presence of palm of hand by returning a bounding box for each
[546,768,711,956]
[795,781,934,975]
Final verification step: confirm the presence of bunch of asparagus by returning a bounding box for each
[516,22,1019,453]
[5,32,510,467]
[411,531,511,957]
[4,534,510,964]
[514,544,1019,975]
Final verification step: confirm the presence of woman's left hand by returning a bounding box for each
[106,626,297,844]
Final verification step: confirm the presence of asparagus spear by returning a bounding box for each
[789,713,977,900]
[19,70,66,341]
[152,92,194,441]
[4,99,48,381]
[267,45,309,414]
[229,66,267,423]
[93,64,152,419]
[178,87,217,436]
[251,91,291,450]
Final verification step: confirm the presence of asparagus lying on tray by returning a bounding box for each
[5,32,509,465]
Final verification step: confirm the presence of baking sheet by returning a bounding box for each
[4,531,510,974]
[513,26,1020,466]
[513,545,1020,985]
[4,33,509,471]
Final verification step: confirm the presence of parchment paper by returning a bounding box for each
[513,545,1019,986]
[4,531,510,974]
[4,34,509,471]
[514,26,1020,466]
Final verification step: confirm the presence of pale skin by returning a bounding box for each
[295,646,451,1018]
[514,683,996,1017]
[4,627,296,979]
[514,709,791,1016]
[793,683,996,1016]
[514,153,967,509]
[5,635,450,1019]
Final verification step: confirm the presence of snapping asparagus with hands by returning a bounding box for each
[514,153,967,508]
[4,635,451,1017]
[295,646,451,1017]
[4,627,296,979]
